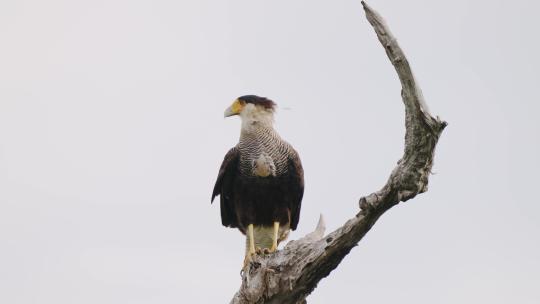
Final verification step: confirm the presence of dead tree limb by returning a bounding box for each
[230,2,447,303]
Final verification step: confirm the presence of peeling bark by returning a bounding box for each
[230,2,447,303]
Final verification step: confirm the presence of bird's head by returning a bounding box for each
[224,95,276,127]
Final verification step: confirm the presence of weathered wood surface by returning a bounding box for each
[230,2,447,303]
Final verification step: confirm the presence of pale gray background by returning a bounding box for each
[1,0,539,303]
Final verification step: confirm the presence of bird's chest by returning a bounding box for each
[239,144,280,178]
[251,152,276,177]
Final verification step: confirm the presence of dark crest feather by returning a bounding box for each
[238,95,276,111]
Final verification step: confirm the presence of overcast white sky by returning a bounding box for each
[1,0,539,303]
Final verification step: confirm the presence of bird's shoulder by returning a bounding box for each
[211,147,240,202]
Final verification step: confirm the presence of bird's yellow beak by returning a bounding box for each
[224,99,245,117]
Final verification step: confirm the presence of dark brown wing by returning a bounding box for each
[211,147,239,227]
[287,148,304,230]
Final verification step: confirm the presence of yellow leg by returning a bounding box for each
[248,224,256,254]
[270,221,279,252]
[243,224,257,270]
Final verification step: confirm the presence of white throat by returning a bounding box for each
[240,104,275,133]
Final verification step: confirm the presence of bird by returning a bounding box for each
[211,95,304,268]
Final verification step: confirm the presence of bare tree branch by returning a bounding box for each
[230,2,447,303]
